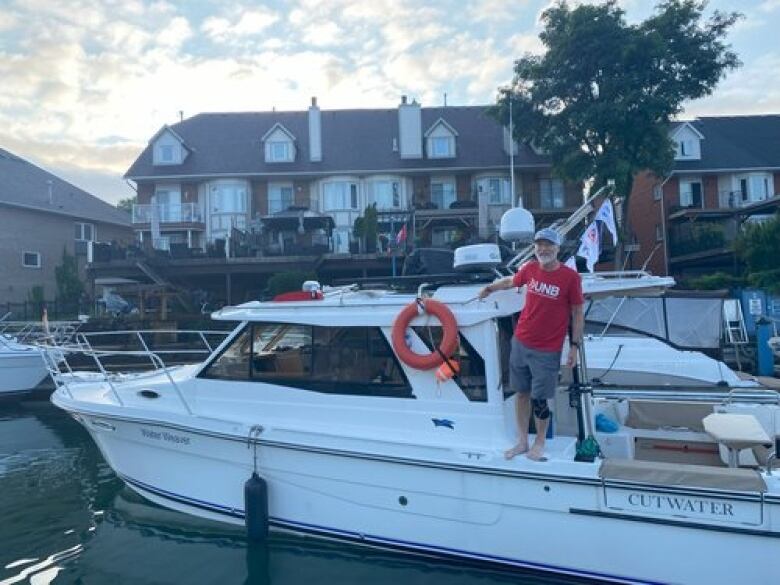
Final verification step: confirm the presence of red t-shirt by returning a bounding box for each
[512,261,584,352]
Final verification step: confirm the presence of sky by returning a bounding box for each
[1,0,779,205]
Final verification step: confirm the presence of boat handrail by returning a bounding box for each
[42,328,230,414]
[594,386,780,405]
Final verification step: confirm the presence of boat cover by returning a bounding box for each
[625,400,713,432]
[599,458,767,493]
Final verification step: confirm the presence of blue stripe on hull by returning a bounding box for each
[119,473,660,585]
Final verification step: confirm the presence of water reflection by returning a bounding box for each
[1,401,588,585]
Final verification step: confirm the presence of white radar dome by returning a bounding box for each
[499,207,535,243]
[453,244,502,273]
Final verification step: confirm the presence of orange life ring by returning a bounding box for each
[391,299,458,370]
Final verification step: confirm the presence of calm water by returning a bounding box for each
[0,398,589,585]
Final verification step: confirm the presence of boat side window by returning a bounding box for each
[245,323,413,398]
[412,326,487,402]
[199,326,253,380]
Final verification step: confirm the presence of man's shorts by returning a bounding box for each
[509,337,561,400]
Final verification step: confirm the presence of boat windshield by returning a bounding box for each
[200,323,413,398]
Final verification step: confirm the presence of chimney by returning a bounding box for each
[398,95,422,159]
[308,96,322,162]
[47,179,53,205]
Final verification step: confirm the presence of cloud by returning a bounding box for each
[759,0,780,12]
[202,7,280,43]
[683,52,780,116]
[301,22,343,47]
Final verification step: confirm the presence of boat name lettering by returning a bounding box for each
[626,493,734,516]
[141,428,191,445]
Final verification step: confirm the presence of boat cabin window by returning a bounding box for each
[201,323,413,398]
[412,327,487,402]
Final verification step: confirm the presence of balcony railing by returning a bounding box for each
[132,203,203,224]
[719,190,776,209]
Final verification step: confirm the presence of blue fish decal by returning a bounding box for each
[432,418,454,429]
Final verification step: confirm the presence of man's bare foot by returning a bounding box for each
[504,442,528,460]
[526,443,546,461]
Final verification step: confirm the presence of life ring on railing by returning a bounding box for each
[391,299,458,370]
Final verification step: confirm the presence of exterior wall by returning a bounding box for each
[293,180,309,208]
[703,175,719,208]
[627,171,668,276]
[0,205,131,304]
[137,182,154,205]
[456,175,471,201]
[774,172,780,197]
[251,180,267,216]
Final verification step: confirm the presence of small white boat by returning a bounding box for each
[0,335,49,399]
[584,334,759,388]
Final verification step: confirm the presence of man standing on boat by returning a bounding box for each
[478,228,584,461]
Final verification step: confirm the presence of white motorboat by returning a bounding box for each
[0,335,49,399]
[50,268,780,585]
[584,334,759,388]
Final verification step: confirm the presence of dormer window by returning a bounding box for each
[430,136,454,158]
[151,127,188,166]
[262,124,296,163]
[159,144,173,162]
[425,119,458,159]
[671,122,703,161]
[269,141,290,162]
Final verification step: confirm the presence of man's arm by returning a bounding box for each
[478,276,516,299]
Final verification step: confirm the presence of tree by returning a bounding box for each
[116,196,136,214]
[734,214,780,293]
[494,1,740,244]
[55,247,84,303]
[353,204,378,253]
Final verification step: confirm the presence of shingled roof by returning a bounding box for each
[125,105,550,179]
[674,115,780,172]
[0,147,131,226]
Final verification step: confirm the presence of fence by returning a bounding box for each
[1,300,82,322]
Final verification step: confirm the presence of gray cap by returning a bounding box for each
[534,227,561,246]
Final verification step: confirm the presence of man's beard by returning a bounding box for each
[535,251,556,265]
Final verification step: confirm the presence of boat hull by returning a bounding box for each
[0,349,47,397]
[67,409,779,585]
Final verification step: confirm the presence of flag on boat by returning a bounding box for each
[395,224,407,245]
[595,198,619,244]
[577,221,600,272]
[564,256,577,271]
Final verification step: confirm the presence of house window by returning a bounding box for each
[429,136,454,158]
[539,178,565,209]
[160,145,174,162]
[269,183,294,213]
[738,174,771,204]
[74,222,95,241]
[155,189,182,222]
[370,180,401,209]
[323,182,358,211]
[655,224,663,242]
[432,227,459,246]
[680,179,703,208]
[209,181,248,241]
[478,177,511,204]
[23,251,41,268]
[430,178,456,209]
[268,141,291,162]
[653,185,662,201]
[679,140,689,157]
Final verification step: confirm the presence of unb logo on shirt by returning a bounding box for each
[528,278,560,299]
